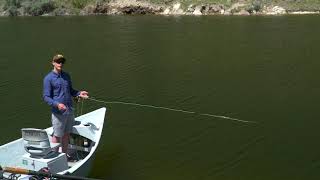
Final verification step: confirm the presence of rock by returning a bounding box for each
[272,6,286,14]
[186,4,195,13]
[234,9,250,15]
[41,13,54,16]
[208,4,223,14]
[202,5,211,15]
[193,5,204,15]
[227,2,247,13]
[81,4,96,15]
[53,8,69,16]
[106,0,163,15]
[171,2,184,15]
[109,8,119,14]
[162,8,170,15]
[289,11,319,14]
[94,3,110,14]
[0,11,9,16]
[175,9,184,15]
[121,5,155,14]
[173,3,180,11]
[264,6,286,15]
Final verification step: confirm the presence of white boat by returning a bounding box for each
[0,107,106,179]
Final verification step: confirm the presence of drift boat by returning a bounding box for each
[0,107,106,179]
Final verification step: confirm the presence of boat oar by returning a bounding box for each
[0,166,102,180]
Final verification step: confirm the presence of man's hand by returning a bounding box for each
[79,91,89,99]
[57,103,67,111]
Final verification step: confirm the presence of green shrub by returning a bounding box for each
[25,0,55,16]
[71,0,90,9]
[3,0,22,16]
[252,0,263,12]
[7,6,19,16]
[3,0,21,10]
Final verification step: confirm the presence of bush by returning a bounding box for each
[7,6,19,16]
[3,0,22,16]
[71,0,90,9]
[246,0,263,13]
[25,0,55,16]
[3,0,21,10]
[252,0,262,12]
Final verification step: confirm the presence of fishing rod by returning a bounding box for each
[85,96,257,124]
[0,166,102,180]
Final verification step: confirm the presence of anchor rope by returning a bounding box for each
[85,97,257,124]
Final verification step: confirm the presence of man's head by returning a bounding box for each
[52,54,66,72]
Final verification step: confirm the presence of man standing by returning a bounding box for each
[43,54,88,154]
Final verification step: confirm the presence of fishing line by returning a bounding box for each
[75,98,84,117]
[86,97,257,124]
[81,98,84,115]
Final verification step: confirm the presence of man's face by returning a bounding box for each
[52,60,64,71]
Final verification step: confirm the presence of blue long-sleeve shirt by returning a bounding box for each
[43,71,80,114]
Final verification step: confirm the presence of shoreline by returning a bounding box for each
[1,0,320,17]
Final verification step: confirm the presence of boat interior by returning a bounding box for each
[0,120,97,178]
[0,107,105,179]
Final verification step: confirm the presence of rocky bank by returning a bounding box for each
[1,0,320,16]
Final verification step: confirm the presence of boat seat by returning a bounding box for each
[21,128,61,158]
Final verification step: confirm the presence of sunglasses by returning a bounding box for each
[55,61,65,64]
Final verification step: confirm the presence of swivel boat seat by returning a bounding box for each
[21,128,60,158]
[21,128,68,173]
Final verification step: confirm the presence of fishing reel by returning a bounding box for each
[73,96,82,103]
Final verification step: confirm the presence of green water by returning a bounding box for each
[1,15,320,179]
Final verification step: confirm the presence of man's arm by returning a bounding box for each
[43,77,59,107]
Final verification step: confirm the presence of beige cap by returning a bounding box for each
[52,54,66,63]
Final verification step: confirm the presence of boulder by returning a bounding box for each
[208,4,223,14]
[272,6,286,14]
[172,2,184,15]
[234,9,250,15]
[173,3,180,11]
[80,4,96,15]
[121,5,155,14]
[186,4,195,13]
[264,6,286,15]
[94,3,110,14]
[193,5,204,15]
[1,10,9,16]
[162,7,170,15]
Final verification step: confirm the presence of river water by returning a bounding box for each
[0,15,320,180]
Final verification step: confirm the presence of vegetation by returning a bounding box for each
[269,0,320,11]
[245,0,263,13]
[149,0,320,11]
[0,0,320,16]
[24,0,55,16]
[3,0,21,16]
[71,0,91,9]
[0,0,89,15]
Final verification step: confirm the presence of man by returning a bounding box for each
[43,54,88,154]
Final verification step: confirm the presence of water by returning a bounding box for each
[1,15,320,179]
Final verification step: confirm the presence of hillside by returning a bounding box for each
[1,0,320,16]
